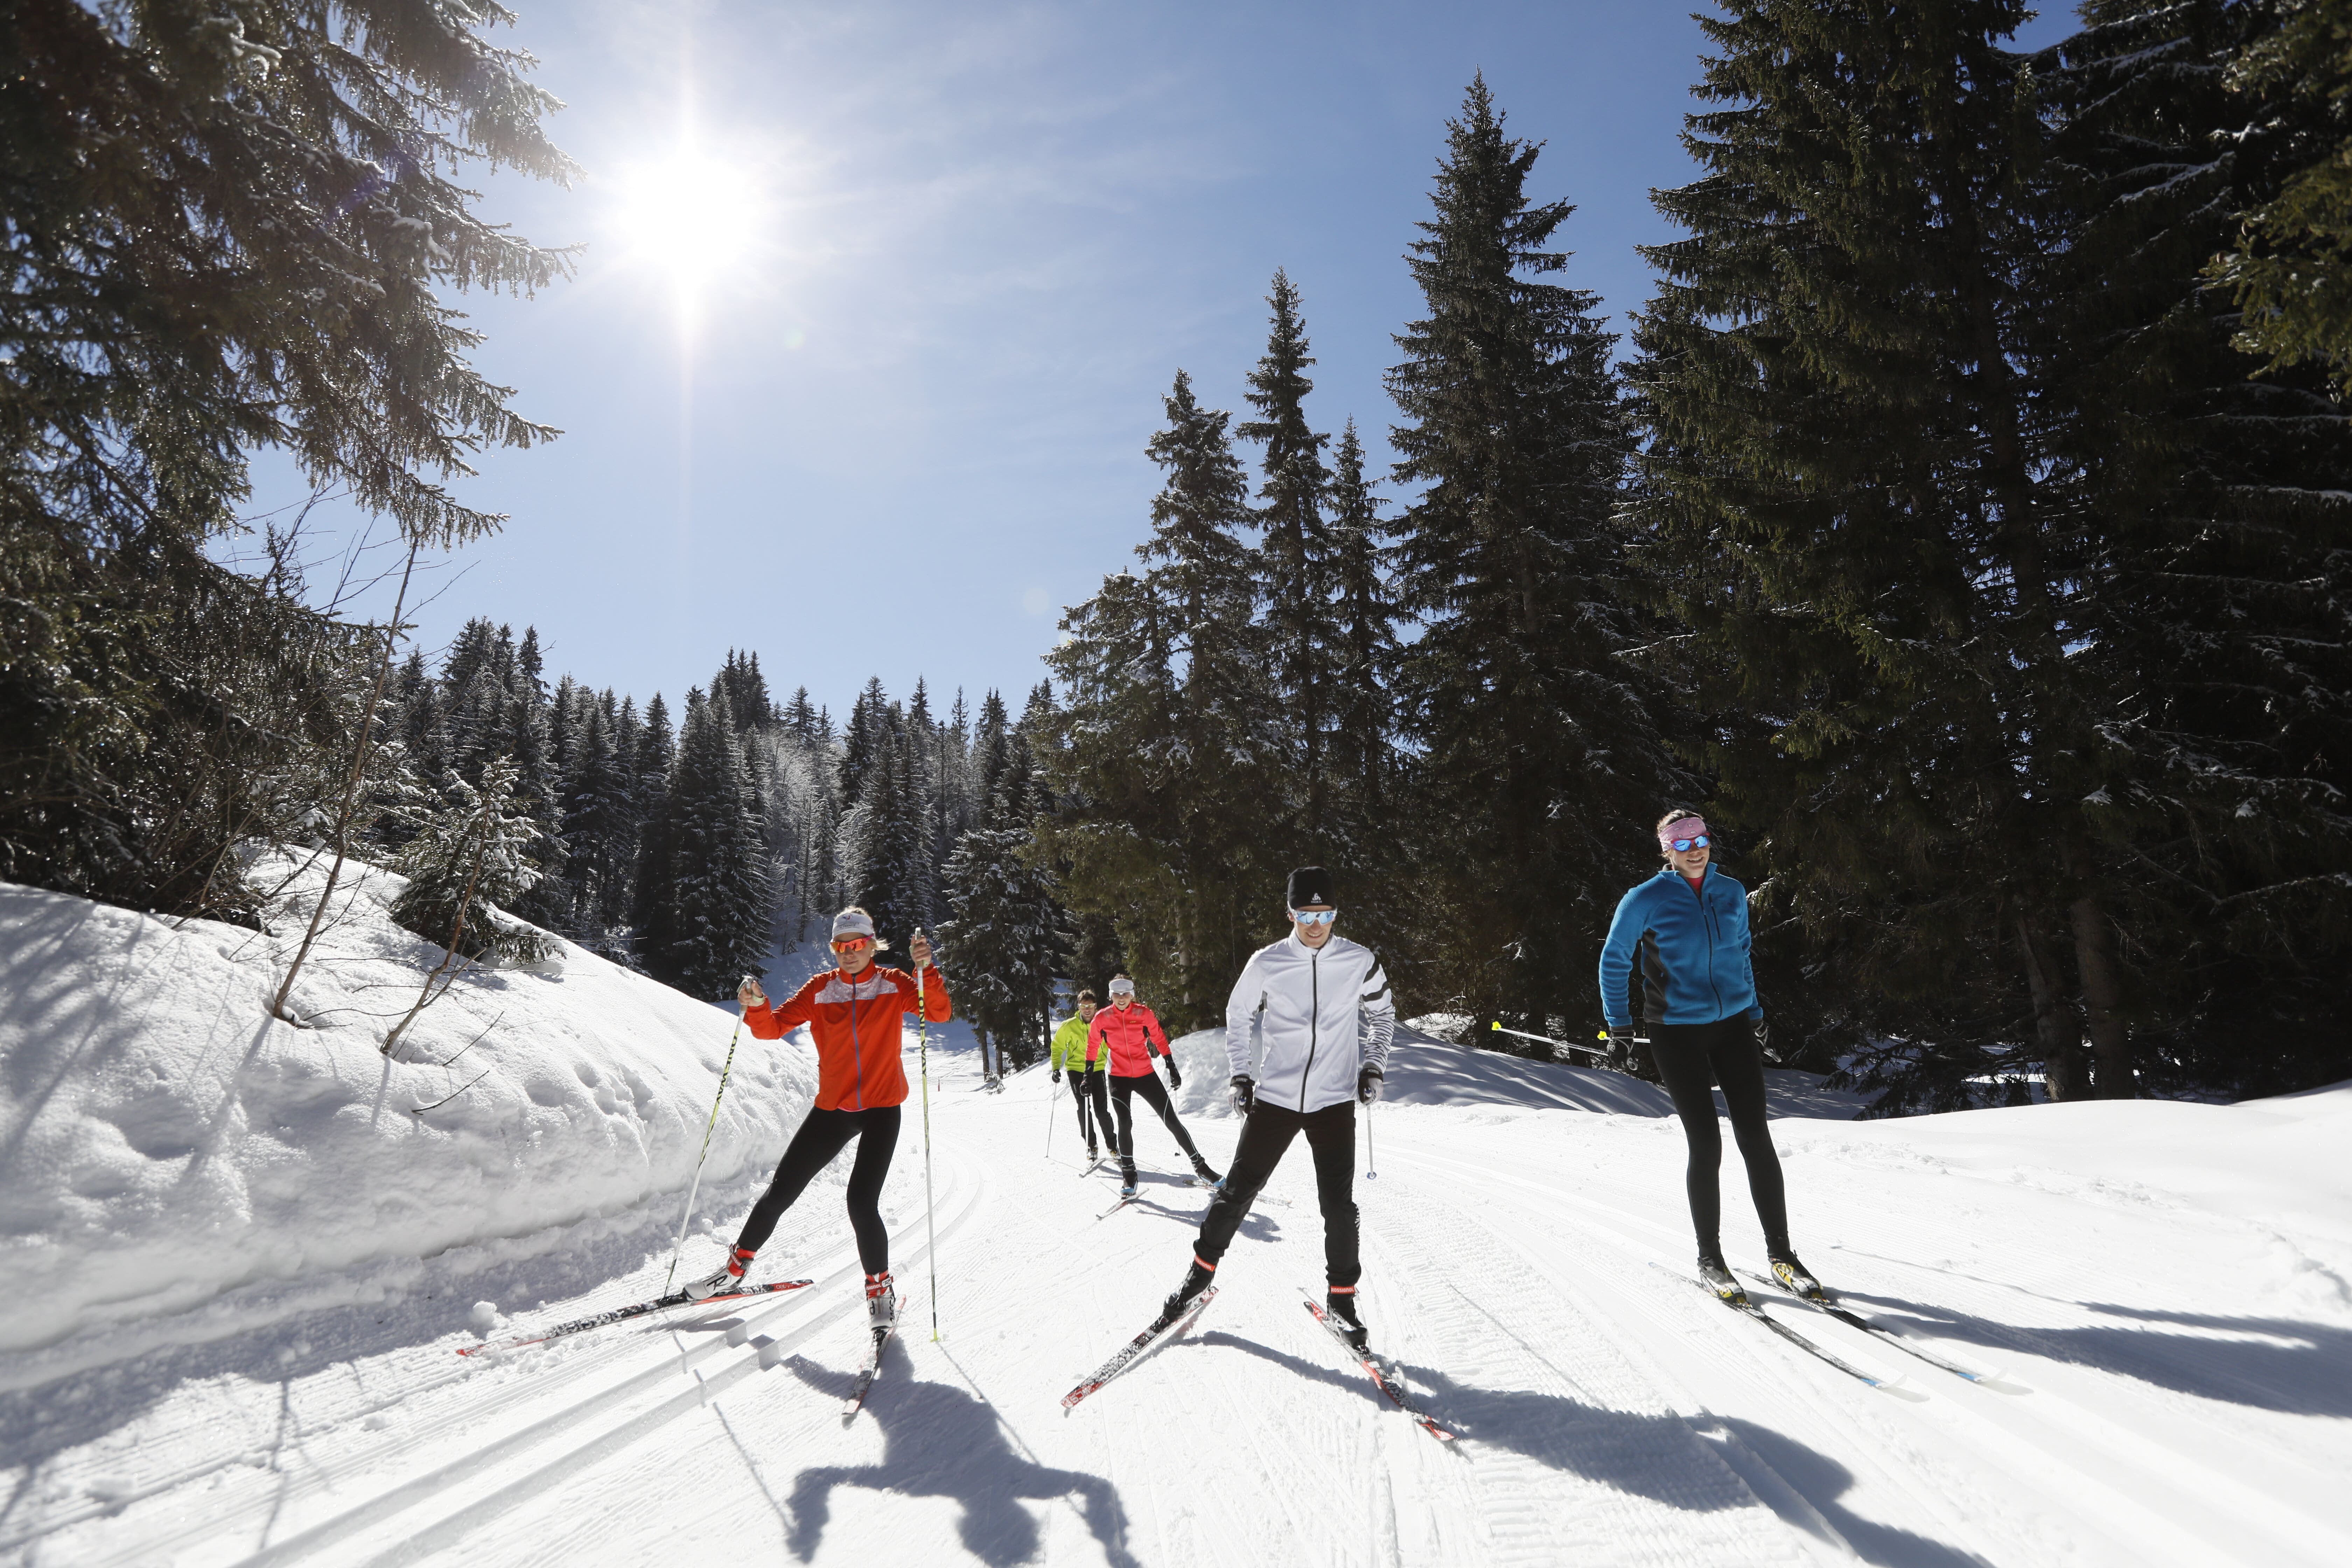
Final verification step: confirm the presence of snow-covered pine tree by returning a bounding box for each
[940,817,1064,1071]
[389,755,552,965]
[1390,76,1689,1037]
[1238,270,1339,846]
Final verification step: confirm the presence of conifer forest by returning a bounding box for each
[5,0,2349,1111]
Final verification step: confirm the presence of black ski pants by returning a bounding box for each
[1110,1069,1202,1164]
[733,1105,900,1275]
[1193,1099,1359,1288]
[1650,1014,1789,1257]
[1069,1068,1111,1150]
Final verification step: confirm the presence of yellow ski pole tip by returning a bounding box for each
[1490,1020,1501,1030]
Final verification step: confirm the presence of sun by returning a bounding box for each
[608,147,761,308]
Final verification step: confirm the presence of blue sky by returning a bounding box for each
[245,1,2078,721]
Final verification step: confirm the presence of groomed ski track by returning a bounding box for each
[7,1029,2350,1567]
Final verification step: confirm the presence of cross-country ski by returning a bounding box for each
[10,7,2351,1561]
[458,1278,818,1357]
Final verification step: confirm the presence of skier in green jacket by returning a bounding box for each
[1049,989,1113,1164]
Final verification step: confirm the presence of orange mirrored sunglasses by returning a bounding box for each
[831,936,874,954]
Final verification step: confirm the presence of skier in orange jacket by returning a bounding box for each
[1089,974,1221,1198]
[682,907,952,1331]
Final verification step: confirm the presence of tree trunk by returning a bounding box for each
[2064,869,2135,1099]
[2018,912,2087,1101]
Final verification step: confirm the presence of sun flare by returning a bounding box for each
[608,148,761,304]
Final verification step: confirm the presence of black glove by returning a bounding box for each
[1164,1057,1183,1089]
[1051,1066,1061,1084]
[1753,1016,1778,1063]
[1357,1064,1384,1106]
[1230,1074,1255,1116]
[1604,1023,1638,1045]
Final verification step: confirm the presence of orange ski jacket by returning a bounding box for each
[746,964,952,1112]
[1087,1001,1170,1077]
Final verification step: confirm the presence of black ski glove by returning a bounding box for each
[1357,1064,1384,1106]
[1229,1074,1255,1116]
[1164,1057,1183,1089]
[1051,1066,1062,1084]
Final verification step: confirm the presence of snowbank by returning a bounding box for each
[0,857,813,1364]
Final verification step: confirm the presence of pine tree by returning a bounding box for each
[1041,374,1274,1029]
[1238,269,1338,841]
[561,699,637,952]
[1325,420,1399,819]
[628,693,678,969]
[847,722,935,954]
[2038,0,2352,1097]
[389,755,551,965]
[1390,77,1689,1034]
[939,819,1064,1070]
[658,687,772,999]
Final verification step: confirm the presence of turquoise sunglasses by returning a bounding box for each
[1289,908,1338,926]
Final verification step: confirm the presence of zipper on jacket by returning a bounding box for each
[847,976,864,1111]
[1696,872,1724,1020]
[1297,946,1320,1112]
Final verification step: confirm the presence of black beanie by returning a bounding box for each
[1286,866,1336,907]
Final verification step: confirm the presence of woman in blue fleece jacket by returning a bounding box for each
[1598,809,1819,1304]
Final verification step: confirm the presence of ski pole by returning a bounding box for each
[914,929,940,1341]
[664,978,751,1295]
[1044,1042,1058,1160]
[1365,1100,1378,1182]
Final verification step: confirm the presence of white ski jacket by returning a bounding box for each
[1224,932,1396,1114]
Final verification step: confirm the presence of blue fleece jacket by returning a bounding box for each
[1597,865,1764,1028]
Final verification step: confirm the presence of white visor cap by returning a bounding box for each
[1108,977,1135,996]
[831,908,877,941]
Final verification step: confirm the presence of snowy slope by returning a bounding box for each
[0,860,814,1385]
[4,947,2350,1566]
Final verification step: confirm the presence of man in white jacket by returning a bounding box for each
[1156,866,1395,1348]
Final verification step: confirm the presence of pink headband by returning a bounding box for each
[1659,817,1708,851]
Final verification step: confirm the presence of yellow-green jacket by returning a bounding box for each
[1049,1014,1098,1074]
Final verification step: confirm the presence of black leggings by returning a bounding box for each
[1650,1015,1789,1257]
[1070,1068,1112,1148]
[1194,1099,1358,1287]
[733,1105,900,1275]
[1110,1070,1201,1163]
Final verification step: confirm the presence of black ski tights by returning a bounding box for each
[734,1105,899,1274]
[1070,1069,1111,1149]
[1194,1099,1359,1287]
[1650,1015,1789,1258]
[1110,1069,1202,1163]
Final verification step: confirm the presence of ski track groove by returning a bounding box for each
[1382,1129,2352,1567]
[1364,1165,1816,1567]
[221,1149,987,1567]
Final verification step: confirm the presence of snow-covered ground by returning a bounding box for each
[4,879,2350,1566]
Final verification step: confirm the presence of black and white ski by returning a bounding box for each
[1300,1293,1457,1443]
[1736,1269,2012,1388]
[1095,1192,1139,1220]
[458,1278,817,1357]
[842,1324,893,1420]
[1652,1264,1917,1397]
[1062,1287,1218,1409]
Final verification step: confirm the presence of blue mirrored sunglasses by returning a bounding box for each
[1668,834,1710,853]
[1290,908,1338,926]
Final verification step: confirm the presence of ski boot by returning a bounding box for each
[864,1270,898,1331]
[1696,1253,1747,1306]
[1157,1256,1216,1329]
[1120,1159,1139,1199]
[683,1247,757,1302]
[1190,1155,1225,1190]
[1326,1286,1369,1351]
[1769,1247,1824,1301]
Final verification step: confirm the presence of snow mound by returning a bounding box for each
[0,857,812,1365]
